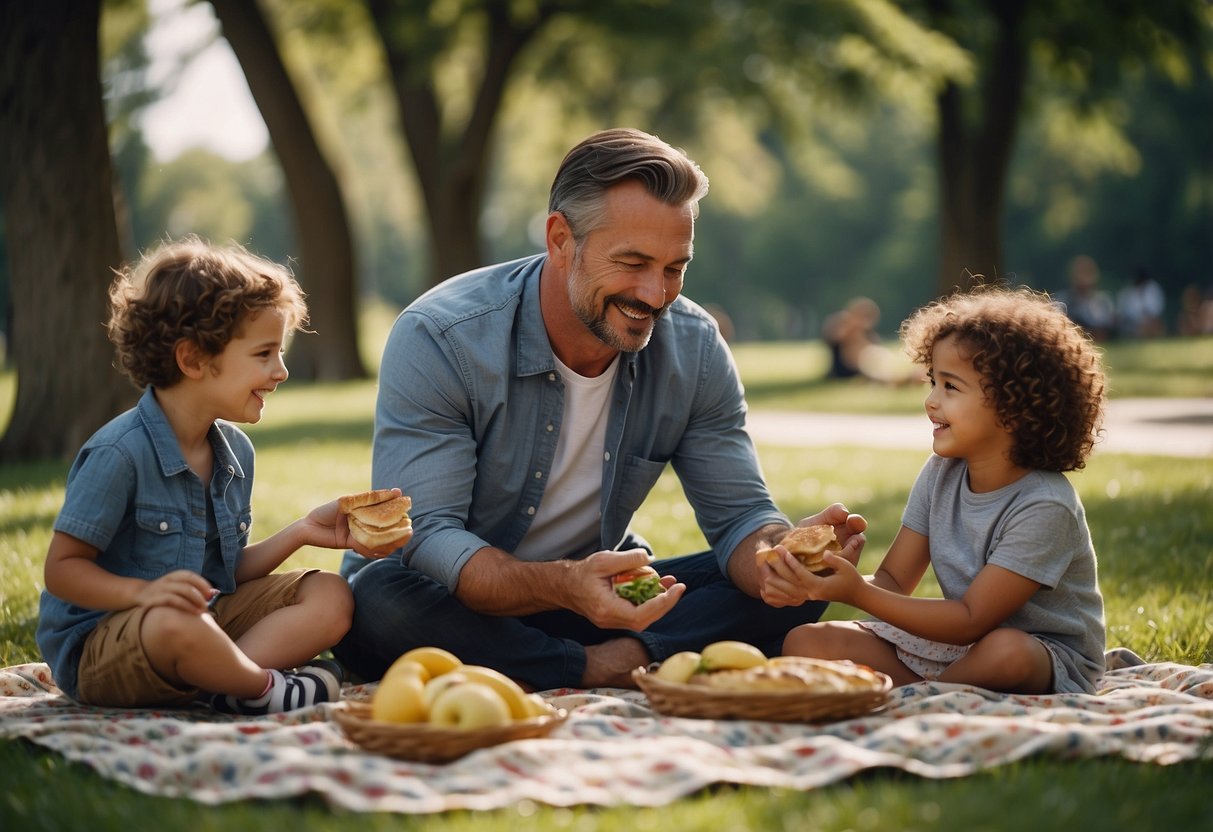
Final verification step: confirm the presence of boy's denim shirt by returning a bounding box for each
[36,387,255,699]
[347,253,787,590]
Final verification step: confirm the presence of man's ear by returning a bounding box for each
[175,339,209,379]
[545,211,575,268]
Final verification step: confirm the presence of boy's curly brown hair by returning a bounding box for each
[107,235,309,390]
[899,285,1106,472]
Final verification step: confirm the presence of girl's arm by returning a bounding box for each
[794,542,1041,645]
[44,531,213,614]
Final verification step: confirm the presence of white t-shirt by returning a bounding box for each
[513,354,620,560]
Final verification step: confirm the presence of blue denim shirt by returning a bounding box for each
[36,387,255,699]
[349,254,787,590]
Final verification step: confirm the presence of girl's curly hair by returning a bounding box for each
[107,235,308,390]
[899,285,1106,472]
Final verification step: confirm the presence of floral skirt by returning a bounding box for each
[858,620,971,680]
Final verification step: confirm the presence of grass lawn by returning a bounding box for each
[1,333,1211,829]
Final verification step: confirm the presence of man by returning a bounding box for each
[334,128,866,689]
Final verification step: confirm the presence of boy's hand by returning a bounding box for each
[305,494,410,558]
[136,570,216,614]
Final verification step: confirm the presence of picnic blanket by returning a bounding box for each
[2,656,1211,813]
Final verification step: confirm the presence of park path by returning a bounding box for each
[745,398,1213,458]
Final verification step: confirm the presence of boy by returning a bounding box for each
[37,236,387,714]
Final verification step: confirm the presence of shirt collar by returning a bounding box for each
[513,254,639,380]
[137,387,246,480]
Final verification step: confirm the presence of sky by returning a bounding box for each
[138,0,268,162]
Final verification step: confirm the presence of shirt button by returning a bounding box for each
[603,451,611,461]
[534,471,542,479]
[159,521,168,531]
[547,372,556,382]
[546,423,554,432]
[227,465,235,474]
[527,506,536,516]
[239,521,248,532]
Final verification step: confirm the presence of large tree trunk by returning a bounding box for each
[0,0,135,462]
[933,0,1029,298]
[209,0,367,381]
[367,1,550,287]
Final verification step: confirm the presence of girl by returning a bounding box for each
[771,287,1107,694]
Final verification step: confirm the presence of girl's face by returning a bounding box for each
[200,307,290,425]
[924,334,1014,468]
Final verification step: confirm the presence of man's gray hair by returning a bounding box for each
[548,128,710,243]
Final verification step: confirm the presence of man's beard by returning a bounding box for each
[569,261,666,353]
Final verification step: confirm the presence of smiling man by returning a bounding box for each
[335,129,867,690]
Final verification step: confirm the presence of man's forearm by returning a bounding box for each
[452,546,574,616]
[726,522,793,598]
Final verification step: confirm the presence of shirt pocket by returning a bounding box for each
[132,507,187,573]
[616,455,668,514]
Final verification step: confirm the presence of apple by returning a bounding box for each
[422,671,469,710]
[428,682,511,730]
[370,668,427,723]
[654,651,703,684]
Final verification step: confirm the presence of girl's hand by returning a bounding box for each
[760,549,864,608]
[134,570,215,614]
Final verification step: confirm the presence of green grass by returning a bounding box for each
[730,334,1213,412]
[2,333,1212,829]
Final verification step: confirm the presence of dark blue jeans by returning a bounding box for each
[332,551,829,690]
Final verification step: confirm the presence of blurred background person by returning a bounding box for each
[1176,284,1213,336]
[1117,266,1166,338]
[822,297,916,385]
[1055,255,1116,342]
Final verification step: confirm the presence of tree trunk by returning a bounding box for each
[932,0,1029,298]
[0,0,135,462]
[368,1,549,287]
[209,0,367,381]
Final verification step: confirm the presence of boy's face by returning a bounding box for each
[924,334,1014,467]
[202,308,290,425]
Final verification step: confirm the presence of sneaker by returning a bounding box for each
[210,662,342,715]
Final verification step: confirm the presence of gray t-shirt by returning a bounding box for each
[902,455,1106,693]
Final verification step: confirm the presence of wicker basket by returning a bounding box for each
[633,665,892,723]
[332,701,569,763]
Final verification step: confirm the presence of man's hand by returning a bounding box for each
[735,503,867,606]
[568,549,685,631]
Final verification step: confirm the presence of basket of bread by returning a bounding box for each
[332,647,567,763]
[633,640,891,723]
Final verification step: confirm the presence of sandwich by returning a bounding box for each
[757,524,839,573]
[339,489,413,550]
[611,565,665,605]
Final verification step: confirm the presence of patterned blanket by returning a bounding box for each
[2,658,1210,813]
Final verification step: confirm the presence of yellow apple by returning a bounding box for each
[428,682,511,730]
[381,656,431,685]
[654,651,703,683]
[457,666,530,720]
[699,640,767,671]
[370,668,427,723]
[422,671,469,710]
[401,646,463,679]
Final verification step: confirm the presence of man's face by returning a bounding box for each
[566,181,695,353]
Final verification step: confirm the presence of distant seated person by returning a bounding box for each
[1055,255,1115,342]
[823,297,916,385]
[1116,267,1165,339]
[1177,284,1213,337]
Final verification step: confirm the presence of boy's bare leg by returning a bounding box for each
[229,572,353,670]
[937,628,1053,693]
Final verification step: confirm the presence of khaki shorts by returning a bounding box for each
[74,568,317,708]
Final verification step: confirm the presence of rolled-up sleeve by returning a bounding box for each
[671,329,788,572]
[371,311,494,590]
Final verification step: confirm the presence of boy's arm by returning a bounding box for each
[44,531,213,614]
[234,498,400,582]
